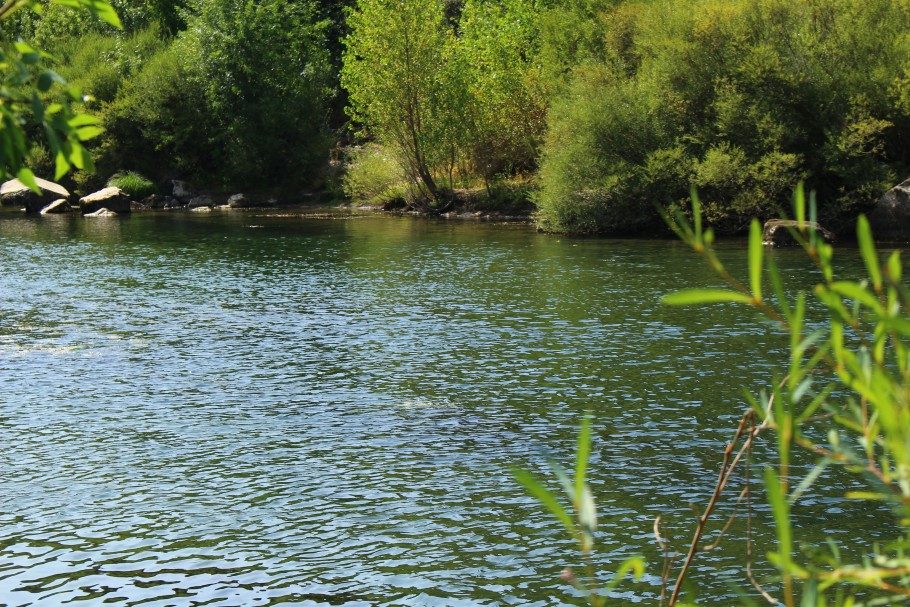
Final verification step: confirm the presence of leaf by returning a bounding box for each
[788,459,830,505]
[829,281,883,314]
[37,72,53,92]
[663,289,753,306]
[857,215,882,291]
[794,182,806,227]
[748,219,763,301]
[887,251,902,282]
[844,491,889,501]
[16,167,38,193]
[75,125,103,141]
[606,556,646,589]
[54,151,70,180]
[513,469,575,536]
[764,467,792,571]
[691,186,702,242]
[50,0,122,29]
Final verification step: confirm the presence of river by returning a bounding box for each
[0,210,889,606]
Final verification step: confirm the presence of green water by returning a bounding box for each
[0,211,888,606]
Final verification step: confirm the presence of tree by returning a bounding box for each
[181,0,334,187]
[342,0,465,206]
[458,0,546,184]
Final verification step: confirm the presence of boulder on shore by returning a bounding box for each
[40,199,73,215]
[141,194,183,210]
[0,178,70,213]
[84,208,119,218]
[868,178,910,241]
[762,219,834,247]
[172,180,193,201]
[79,187,132,215]
[188,195,214,209]
[227,193,249,208]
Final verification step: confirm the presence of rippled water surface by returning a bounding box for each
[0,211,889,606]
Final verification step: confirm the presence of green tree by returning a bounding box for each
[181,0,334,187]
[458,0,546,184]
[342,0,465,205]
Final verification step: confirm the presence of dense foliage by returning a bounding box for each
[535,0,910,235]
[3,0,910,229]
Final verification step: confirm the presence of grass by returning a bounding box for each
[107,171,156,199]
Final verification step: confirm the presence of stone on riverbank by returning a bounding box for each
[80,187,132,215]
[188,195,214,209]
[84,208,119,218]
[140,194,183,210]
[172,180,193,201]
[0,178,70,213]
[868,178,910,241]
[227,193,249,208]
[40,199,73,215]
[762,219,834,246]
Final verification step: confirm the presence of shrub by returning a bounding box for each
[535,0,910,235]
[108,171,155,198]
[342,144,408,207]
[180,0,335,188]
[97,41,211,183]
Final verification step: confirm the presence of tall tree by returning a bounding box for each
[342,0,465,204]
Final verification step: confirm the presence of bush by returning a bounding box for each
[108,171,156,198]
[342,144,408,206]
[535,0,910,235]
[97,41,211,183]
[182,0,335,187]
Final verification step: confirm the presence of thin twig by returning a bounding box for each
[668,410,764,605]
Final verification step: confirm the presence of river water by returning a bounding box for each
[0,211,889,606]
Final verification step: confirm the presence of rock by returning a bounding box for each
[762,219,834,246]
[79,187,132,215]
[868,178,910,241]
[84,208,118,218]
[172,180,193,200]
[0,178,70,213]
[141,194,183,210]
[187,195,213,209]
[191,206,212,213]
[40,199,73,215]
[227,193,249,208]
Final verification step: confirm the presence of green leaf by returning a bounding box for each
[50,0,122,29]
[788,459,830,505]
[857,215,882,291]
[513,469,575,536]
[37,72,53,92]
[794,182,806,227]
[663,289,753,306]
[887,251,902,282]
[690,186,702,242]
[54,151,70,180]
[75,125,103,141]
[16,167,38,192]
[749,219,763,301]
[829,281,883,314]
[606,556,646,589]
[575,415,591,507]
[764,467,792,572]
